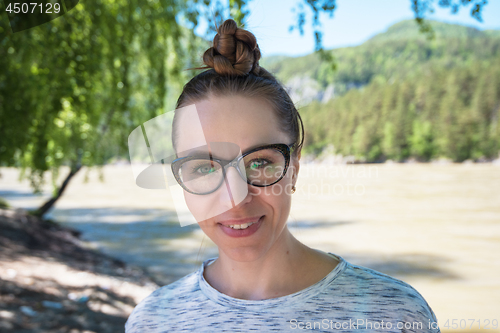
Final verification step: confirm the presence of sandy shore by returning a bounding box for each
[0,208,158,332]
[1,163,499,332]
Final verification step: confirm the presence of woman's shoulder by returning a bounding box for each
[340,259,431,301]
[154,271,199,297]
[125,268,203,332]
[330,255,440,329]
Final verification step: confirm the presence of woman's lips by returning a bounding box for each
[217,216,262,226]
[218,216,264,238]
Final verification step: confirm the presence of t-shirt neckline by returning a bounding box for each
[198,252,347,309]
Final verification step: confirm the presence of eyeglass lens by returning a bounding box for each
[178,148,286,194]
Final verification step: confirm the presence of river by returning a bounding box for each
[1,162,499,331]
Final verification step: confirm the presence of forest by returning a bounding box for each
[262,20,500,162]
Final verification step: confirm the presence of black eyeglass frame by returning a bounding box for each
[171,143,295,195]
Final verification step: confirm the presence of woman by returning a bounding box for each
[126,19,440,332]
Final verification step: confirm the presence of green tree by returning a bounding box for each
[0,0,211,216]
[382,121,396,160]
[409,119,435,161]
[0,0,494,218]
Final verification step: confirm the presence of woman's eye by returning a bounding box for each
[193,164,216,174]
[199,166,215,174]
[248,159,269,169]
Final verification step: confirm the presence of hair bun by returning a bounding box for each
[202,19,261,76]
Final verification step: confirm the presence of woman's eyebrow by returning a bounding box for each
[178,146,211,158]
[183,151,213,160]
[182,142,278,159]
[188,148,210,155]
[241,142,281,153]
[184,149,229,160]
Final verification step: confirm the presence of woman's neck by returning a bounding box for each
[203,228,338,300]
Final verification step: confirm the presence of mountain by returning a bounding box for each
[260,19,500,107]
[366,19,485,43]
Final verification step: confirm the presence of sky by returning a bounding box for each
[195,0,500,57]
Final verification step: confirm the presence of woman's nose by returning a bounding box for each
[218,165,248,209]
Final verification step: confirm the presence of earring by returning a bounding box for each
[291,185,296,194]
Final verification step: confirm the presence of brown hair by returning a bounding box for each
[174,19,304,157]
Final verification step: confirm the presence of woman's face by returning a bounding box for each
[175,94,300,262]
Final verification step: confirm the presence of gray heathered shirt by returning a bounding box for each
[125,253,441,332]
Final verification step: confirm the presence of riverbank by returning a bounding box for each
[1,163,499,333]
[0,207,158,333]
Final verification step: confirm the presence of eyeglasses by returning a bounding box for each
[171,143,295,195]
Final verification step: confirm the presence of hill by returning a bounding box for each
[261,20,500,163]
[260,19,500,106]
